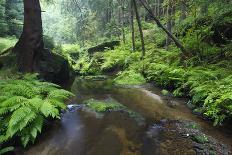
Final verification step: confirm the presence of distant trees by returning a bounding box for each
[0,0,8,36]
[0,0,23,37]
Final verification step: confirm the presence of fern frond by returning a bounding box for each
[40,101,59,118]
[47,89,74,101]
[7,107,36,137]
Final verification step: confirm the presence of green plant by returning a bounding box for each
[0,37,17,54]
[0,146,14,155]
[0,74,74,147]
[114,70,146,86]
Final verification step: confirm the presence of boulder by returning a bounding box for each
[37,49,75,85]
[88,41,120,54]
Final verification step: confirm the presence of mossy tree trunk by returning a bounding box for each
[13,0,44,72]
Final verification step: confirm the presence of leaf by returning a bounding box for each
[0,146,14,155]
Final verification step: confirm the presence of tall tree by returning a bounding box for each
[13,0,44,72]
[132,0,145,58]
[179,0,187,21]
[166,3,172,48]
[130,0,136,51]
[139,0,187,54]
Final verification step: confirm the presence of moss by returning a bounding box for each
[192,134,209,144]
[161,90,170,96]
[0,37,17,54]
[185,122,200,129]
[82,98,145,123]
[114,70,146,86]
[83,99,126,113]
[83,75,108,81]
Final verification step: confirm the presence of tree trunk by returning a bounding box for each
[200,3,208,16]
[157,0,160,17]
[132,0,145,58]
[130,0,135,51]
[166,5,172,48]
[139,0,186,54]
[13,0,44,72]
[121,0,126,44]
[154,0,157,16]
[180,0,187,21]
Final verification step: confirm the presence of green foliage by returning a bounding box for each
[143,49,232,125]
[161,90,170,96]
[114,70,146,86]
[0,37,17,53]
[192,134,209,144]
[44,35,55,50]
[62,44,81,55]
[4,0,23,37]
[101,46,131,71]
[0,146,14,155]
[0,74,74,147]
[0,0,8,36]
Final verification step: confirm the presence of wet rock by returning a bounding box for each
[167,100,180,108]
[142,120,231,155]
[187,100,196,109]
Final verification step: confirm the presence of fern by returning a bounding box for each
[0,146,14,155]
[0,73,74,147]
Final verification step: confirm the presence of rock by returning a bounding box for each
[87,40,120,54]
[37,49,75,85]
[0,48,75,85]
[167,100,180,108]
[192,134,209,144]
[142,120,230,155]
[161,89,171,96]
[187,100,196,109]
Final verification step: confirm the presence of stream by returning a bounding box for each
[19,76,232,155]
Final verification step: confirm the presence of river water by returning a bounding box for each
[19,77,232,155]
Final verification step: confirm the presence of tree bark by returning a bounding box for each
[132,0,145,58]
[180,0,187,21]
[166,5,172,48]
[138,0,187,54]
[121,0,126,44]
[157,0,160,17]
[130,0,135,51]
[13,0,44,72]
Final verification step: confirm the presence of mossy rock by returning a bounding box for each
[88,40,120,54]
[161,90,170,96]
[83,98,126,113]
[82,98,145,123]
[37,49,75,85]
[83,75,108,81]
[192,134,209,144]
[185,122,201,130]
